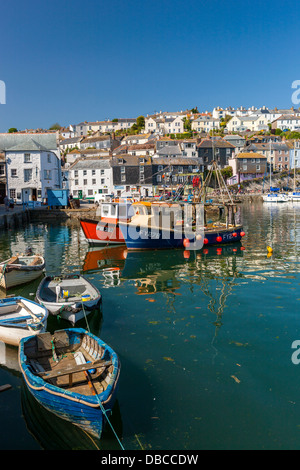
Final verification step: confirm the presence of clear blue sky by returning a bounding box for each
[0,0,299,132]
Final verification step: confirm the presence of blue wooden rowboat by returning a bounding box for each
[18,328,120,440]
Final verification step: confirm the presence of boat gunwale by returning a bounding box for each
[19,328,120,408]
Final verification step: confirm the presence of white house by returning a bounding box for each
[271,114,300,132]
[68,158,113,200]
[0,133,61,204]
[145,113,185,135]
[74,119,136,136]
[191,115,220,133]
[226,114,269,133]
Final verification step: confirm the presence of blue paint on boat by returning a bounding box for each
[119,223,243,250]
[19,328,120,440]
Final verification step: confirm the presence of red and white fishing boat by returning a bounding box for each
[80,199,133,246]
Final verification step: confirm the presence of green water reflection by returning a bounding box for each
[1,201,300,449]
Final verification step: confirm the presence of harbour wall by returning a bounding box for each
[0,207,98,230]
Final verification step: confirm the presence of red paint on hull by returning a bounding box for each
[80,218,125,245]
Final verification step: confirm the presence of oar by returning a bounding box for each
[84,370,96,395]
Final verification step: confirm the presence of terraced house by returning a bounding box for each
[0,133,61,204]
[228,152,267,185]
[197,138,235,168]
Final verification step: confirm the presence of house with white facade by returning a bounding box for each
[74,119,136,136]
[145,112,186,135]
[191,115,220,133]
[287,140,300,169]
[68,158,113,200]
[59,136,83,153]
[0,133,61,204]
[271,114,300,132]
[80,132,120,151]
[226,114,269,133]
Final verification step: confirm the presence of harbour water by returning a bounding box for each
[1,200,300,450]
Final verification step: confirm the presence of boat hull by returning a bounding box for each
[35,275,102,325]
[119,223,244,250]
[80,218,125,245]
[0,297,48,346]
[19,328,120,440]
[263,194,288,203]
[0,323,47,347]
[0,256,45,290]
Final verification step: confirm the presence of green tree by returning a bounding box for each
[136,116,145,129]
[49,123,61,130]
[8,127,18,133]
[183,118,191,131]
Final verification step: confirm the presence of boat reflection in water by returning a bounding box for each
[21,382,123,450]
[121,243,244,296]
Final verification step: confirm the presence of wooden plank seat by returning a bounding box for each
[36,358,112,380]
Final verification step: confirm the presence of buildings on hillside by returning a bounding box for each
[3,104,300,203]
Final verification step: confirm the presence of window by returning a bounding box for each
[121,174,126,182]
[92,170,96,176]
[10,189,16,199]
[83,179,87,185]
[11,169,17,177]
[140,174,145,181]
[157,175,162,182]
[101,178,105,184]
[88,189,93,195]
[75,179,78,186]
[0,165,4,175]
[74,170,78,177]
[24,169,32,182]
[92,179,96,185]
[24,153,31,163]
[44,170,51,180]
[158,165,163,172]
[256,164,260,171]
[121,166,125,173]
[47,153,51,163]
[83,170,87,176]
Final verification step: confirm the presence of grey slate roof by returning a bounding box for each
[70,158,111,170]
[156,144,182,156]
[0,133,58,152]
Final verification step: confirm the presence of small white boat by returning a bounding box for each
[35,275,102,325]
[0,296,48,347]
[0,254,45,290]
[263,193,288,203]
[288,192,300,202]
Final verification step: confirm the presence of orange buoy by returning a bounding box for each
[183,238,190,248]
[203,238,209,244]
[232,232,237,237]
[216,236,222,242]
[240,231,245,237]
[183,250,190,259]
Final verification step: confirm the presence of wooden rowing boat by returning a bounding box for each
[0,296,48,346]
[19,328,120,440]
[35,275,102,325]
[0,255,45,290]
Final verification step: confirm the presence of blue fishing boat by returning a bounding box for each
[118,201,244,250]
[19,328,120,440]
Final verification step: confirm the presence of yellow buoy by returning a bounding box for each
[267,246,273,253]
